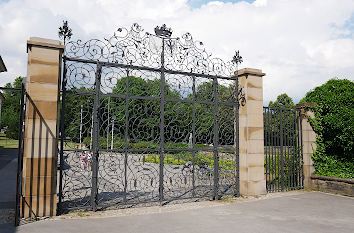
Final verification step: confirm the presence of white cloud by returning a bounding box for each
[0,0,353,104]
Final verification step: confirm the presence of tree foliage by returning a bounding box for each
[268,93,295,108]
[300,78,354,178]
[1,77,23,139]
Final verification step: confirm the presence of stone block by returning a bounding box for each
[27,101,58,120]
[246,87,263,101]
[248,127,264,140]
[239,154,247,168]
[247,154,264,167]
[24,157,56,177]
[248,166,265,181]
[239,167,249,181]
[239,180,248,196]
[245,100,263,115]
[247,139,264,154]
[247,113,263,128]
[21,194,57,217]
[246,76,263,89]
[23,138,57,159]
[26,82,58,102]
[28,46,61,66]
[28,63,60,84]
[24,176,56,196]
[24,119,57,139]
[247,180,266,195]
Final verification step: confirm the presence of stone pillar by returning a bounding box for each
[238,68,267,196]
[296,103,316,188]
[21,37,64,217]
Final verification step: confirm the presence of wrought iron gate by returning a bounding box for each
[58,24,242,212]
[0,84,26,226]
[263,106,303,192]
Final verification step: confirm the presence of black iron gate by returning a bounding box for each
[0,84,26,226]
[263,106,303,192]
[58,24,243,212]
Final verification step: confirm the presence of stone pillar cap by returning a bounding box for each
[27,37,65,52]
[236,68,265,77]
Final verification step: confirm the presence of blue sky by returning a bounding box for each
[188,0,254,8]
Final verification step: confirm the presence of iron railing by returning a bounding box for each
[263,106,303,192]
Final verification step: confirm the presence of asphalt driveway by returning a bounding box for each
[6,191,354,233]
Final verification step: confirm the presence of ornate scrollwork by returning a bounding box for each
[65,23,239,77]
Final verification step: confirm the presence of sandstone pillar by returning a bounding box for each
[21,37,64,217]
[238,68,267,196]
[296,103,316,188]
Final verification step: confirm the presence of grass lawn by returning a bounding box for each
[0,134,19,148]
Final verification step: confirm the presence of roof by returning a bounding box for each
[0,56,7,73]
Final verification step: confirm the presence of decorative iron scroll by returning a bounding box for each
[65,23,240,77]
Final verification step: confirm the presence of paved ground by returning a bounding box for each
[1,191,352,233]
[0,149,17,231]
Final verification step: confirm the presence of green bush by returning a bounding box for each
[300,78,354,178]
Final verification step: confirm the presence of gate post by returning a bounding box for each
[295,103,316,188]
[238,68,267,196]
[21,37,64,217]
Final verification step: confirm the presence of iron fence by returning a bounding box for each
[263,106,303,192]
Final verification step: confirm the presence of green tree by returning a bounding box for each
[1,77,23,139]
[300,78,354,178]
[268,93,295,108]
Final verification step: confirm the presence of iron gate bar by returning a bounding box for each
[299,110,304,188]
[212,76,219,200]
[91,63,102,211]
[123,69,129,204]
[58,57,67,214]
[234,75,240,197]
[280,108,284,191]
[159,38,166,203]
[191,75,196,197]
[14,84,26,226]
[63,57,237,81]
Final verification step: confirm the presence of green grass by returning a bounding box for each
[0,134,19,148]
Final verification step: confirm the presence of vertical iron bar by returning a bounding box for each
[212,76,219,200]
[299,110,304,188]
[91,63,102,211]
[265,108,269,192]
[15,84,25,226]
[276,109,280,191]
[58,57,67,214]
[280,109,284,191]
[234,76,240,197]
[271,108,275,192]
[159,39,166,203]
[123,69,130,203]
[291,110,296,189]
[192,75,196,197]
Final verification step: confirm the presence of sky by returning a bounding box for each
[0,0,353,104]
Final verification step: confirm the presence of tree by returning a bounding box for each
[300,78,353,178]
[268,93,294,108]
[1,77,23,139]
